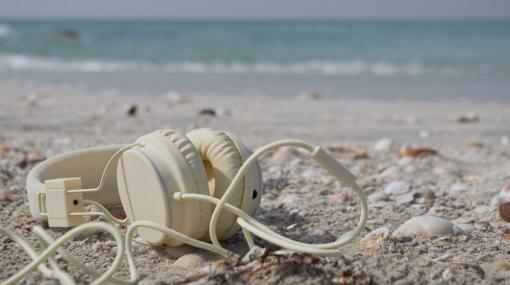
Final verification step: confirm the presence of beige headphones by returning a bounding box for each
[3,128,368,285]
[27,128,263,245]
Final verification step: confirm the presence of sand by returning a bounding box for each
[0,81,509,284]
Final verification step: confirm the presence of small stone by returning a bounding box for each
[0,188,12,200]
[199,108,216,116]
[173,254,206,268]
[126,104,137,116]
[359,227,390,250]
[456,112,480,123]
[384,180,410,195]
[374,138,393,152]
[393,216,462,238]
[499,202,510,222]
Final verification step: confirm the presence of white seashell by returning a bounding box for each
[392,216,463,238]
[368,191,387,203]
[384,180,410,195]
[374,138,393,152]
[173,254,206,268]
[455,223,476,234]
[490,184,510,207]
[398,157,414,166]
[419,130,430,139]
[395,193,415,205]
[450,183,469,192]
[379,166,399,179]
[359,227,390,250]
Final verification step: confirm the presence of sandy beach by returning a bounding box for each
[0,80,509,284]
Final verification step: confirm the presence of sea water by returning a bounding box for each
[0,20,508,99]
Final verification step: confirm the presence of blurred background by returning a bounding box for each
[0,0,509,100]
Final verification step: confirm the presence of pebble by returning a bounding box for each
[199,108,217,116]
[392,216,462,238]
[499,202,510,222]
[0,188,12,200]
[456,112,480,123]
[374,138,393,152]
[173,253,206,268]
[359,227,390,250]
[126,104,137,116]
[384,180,410,195]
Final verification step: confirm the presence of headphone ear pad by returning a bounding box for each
[187,128,263,240]
[118,130,210,246]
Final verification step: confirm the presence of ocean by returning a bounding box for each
[0,20,509,99]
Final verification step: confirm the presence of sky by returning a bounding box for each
[0,0,509,20]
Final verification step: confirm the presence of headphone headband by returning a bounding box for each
[26,145,123,219]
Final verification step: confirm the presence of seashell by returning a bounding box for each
[368,191,387,203]
[379,166,399,179]
[0,144,11,153]
[359,227,390,250]
[456,112,479,123]
[0,188,12,200]
[395,193,415,205]
[490,184,510,207]
[499,202,510,222]
[373,138,393,152]
[465,141,483,148]
[450,183,469,192]
[384,180,410,195]
[173,253,206,268]
[455,223,476,234]
[327,192,350,204]
[167,91,191,104]
[326,146,368,159]
[399,145,438,158]
[297,90,321,100]
[418,130,430,139]
[392,216,463,238]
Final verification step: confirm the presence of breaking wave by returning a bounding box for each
[0,53,434,76]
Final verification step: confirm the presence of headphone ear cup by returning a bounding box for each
[117,130,210,246]
[187,128,263,240]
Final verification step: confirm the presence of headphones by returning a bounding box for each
[3,128,368,285]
